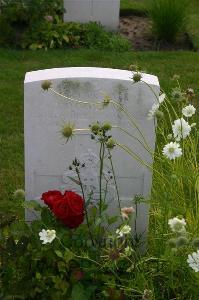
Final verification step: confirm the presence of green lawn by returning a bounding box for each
[120,0,199,50]
[0,48,199,221]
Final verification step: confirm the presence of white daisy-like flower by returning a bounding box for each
[172,118,191,141]
[39,229,56,244]
[116,225,131,238]
[168,217,186,233]
[182,104,196,117]
[187,250,199,272]
[163,142,182,160]
[148,103,160,119]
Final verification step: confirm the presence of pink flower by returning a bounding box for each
[121,207,135,220]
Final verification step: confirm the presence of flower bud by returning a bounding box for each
[156,110,164,119]
[129,64,138,71]
[167,134,173,140]
[13,189,25,199]
[106,138,115,149]
[41,80,52,91]
[176,236,188,247]
[90,123,100,134]
[61,123,74,139]
[102,122,112,131]
[132,72,142,82]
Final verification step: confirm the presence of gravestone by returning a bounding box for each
[63,0,120,31]
[24,67,160,241]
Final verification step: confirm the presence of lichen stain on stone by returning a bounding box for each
[57,79,94,98]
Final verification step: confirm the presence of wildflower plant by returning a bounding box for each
[0,71,198,299]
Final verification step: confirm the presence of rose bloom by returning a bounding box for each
[121,207,135,220]
[41,190,84,229]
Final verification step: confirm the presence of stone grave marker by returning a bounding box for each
[63,0,120,31]
[24,67,160,242]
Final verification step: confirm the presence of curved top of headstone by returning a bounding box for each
[24,67,159,87]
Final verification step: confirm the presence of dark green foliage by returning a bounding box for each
[0,0,130,51]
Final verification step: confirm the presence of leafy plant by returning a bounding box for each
[23,21,131,51]
[148,0,188,43]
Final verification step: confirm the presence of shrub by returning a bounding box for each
[22,21,131,51]
[0,0,130,51]
[148,0,188,43]
[0,0,64,47]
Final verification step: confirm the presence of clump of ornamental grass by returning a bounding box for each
[148,0,188,43]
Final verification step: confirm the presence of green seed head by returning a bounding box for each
[41,80,52,91]
[61,123,74,139]
[192,238,199,248]
[106,138,115,149]
[13,189,25,199]
[132,72,142,82]
[176,236,188,247]
[102,122,112,132]
[90,123,100,134]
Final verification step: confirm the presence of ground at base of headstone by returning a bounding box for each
[119,16,193,51]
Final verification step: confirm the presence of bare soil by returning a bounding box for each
[119,16,193,51]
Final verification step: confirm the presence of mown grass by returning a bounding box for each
[0,48,199,222]
[120,0,199,50]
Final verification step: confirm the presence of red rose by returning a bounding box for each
[41,190,84,229]
[41,190,62,209]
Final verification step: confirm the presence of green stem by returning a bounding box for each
[107,149,122,218]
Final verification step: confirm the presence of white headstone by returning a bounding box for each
[63,0,120,31]
[24,67,159,242]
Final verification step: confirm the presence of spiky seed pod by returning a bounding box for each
[102,122,112,132]
[41,80,52,91]
[106,138,115,149]
[132,72,142,82]
[61,123,74,140]
[13,189,25,199]
[90,123,100,134]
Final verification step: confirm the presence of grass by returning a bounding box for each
[120,0,199,50]
[0,48,199,222]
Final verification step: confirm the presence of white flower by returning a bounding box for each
[163,142,182,160]
[148,103,160,119]
[182,105,196,117]
[187,250,199,272]
[172,118,191,141]
[168,217,186,233]
[124,246,133,256]
[39,229,56,244]
[116,225,131,238]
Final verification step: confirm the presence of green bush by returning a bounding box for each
[0,0,130,51]
[0,0,64,46]
[22,21,131,51]
[148,0,188,43]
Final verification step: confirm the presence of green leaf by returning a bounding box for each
[71,283,88,300]
[63,34,69,43]
[63,248,75,264]
[107,215,118,225]
[55,250,63,258]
